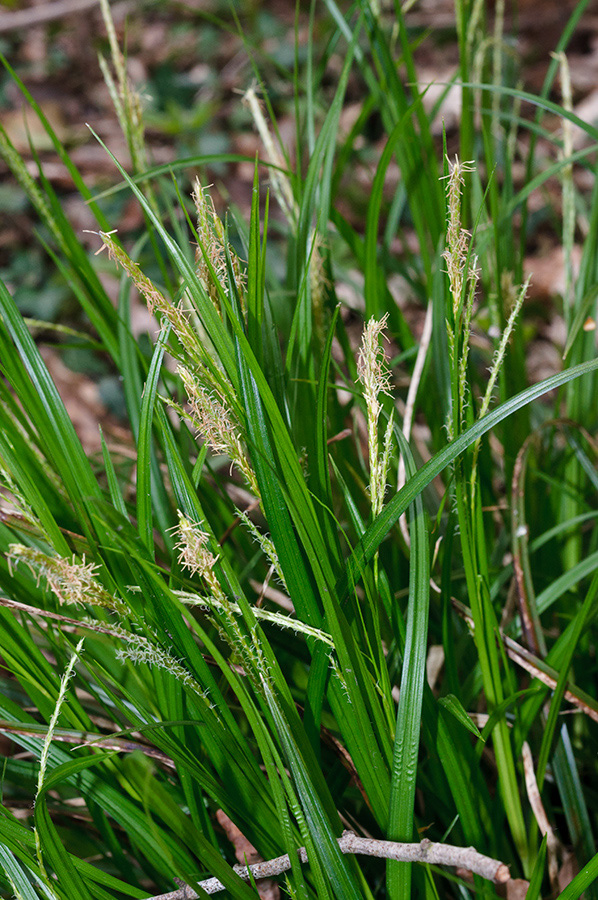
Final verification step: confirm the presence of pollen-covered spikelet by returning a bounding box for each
[7,544,126,614]
[442,156,477,319]
[357,315,392,419]
[178,366,259,497]
[173,511,247,664]
[112,625,207,695]
[442,157,479,438]
[193,180,245,313]
[97,231,200,354]
[173,511,220,585]
[357,314,394,517]
[172,512,264,677]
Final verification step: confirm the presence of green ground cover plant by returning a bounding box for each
[0,1,597,898]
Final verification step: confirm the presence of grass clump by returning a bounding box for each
[0,3,597,899]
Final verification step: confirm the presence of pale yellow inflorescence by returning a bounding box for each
[178,367,260,498]
[442,156,479,441]
[192,179,245,312]
[7,544,125,613]
[173,511,219,583]
[357,314,394,518]
[97,231,201,361]
[357,314,392,414]
[442,156,477,317]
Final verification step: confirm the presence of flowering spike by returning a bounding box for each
[357,314,394,517]
[173,512,219,581]
[7,544,125,613]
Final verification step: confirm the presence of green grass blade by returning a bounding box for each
[136,326,169,554]
[99,427,128,520]
[343,357,598,593]
[526,835,548,900]
[0,278,102,532]
[0,844,43,900]
[264,682,362,900]
[536,570,598,786]
[387,433,430,900]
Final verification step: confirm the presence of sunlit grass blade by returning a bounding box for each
[136,325,170,555]
[0,843,43,900]
[387,433,430,900]
[0,277,102,541]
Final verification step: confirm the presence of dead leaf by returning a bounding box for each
[524,245,582,302]
[2,101,86,153]
[215,810,280,900]
[38,347,109,454]
[558,849,579,893]
[498,878,530,900]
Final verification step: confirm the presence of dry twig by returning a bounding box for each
[146,831,509,899]
[0,0,129,33]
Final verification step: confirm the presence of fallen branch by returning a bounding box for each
[0,0,132,33]
[147,831,510,899]
[0,0,100,32]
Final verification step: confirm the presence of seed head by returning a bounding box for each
[357,314,392,418]
[356,315,394,517]
[7,544,125,612]
[442,156,477,316]
[179,366,259,497]
[174,512,219,581]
